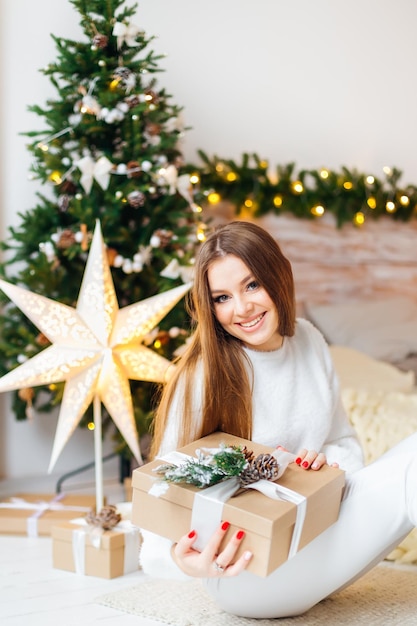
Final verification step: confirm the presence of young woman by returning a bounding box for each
[139,221,417,618]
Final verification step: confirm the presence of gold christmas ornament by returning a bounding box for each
[0,221,192,473]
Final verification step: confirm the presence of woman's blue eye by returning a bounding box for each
[247,281,259,291]
[213,294,229,304]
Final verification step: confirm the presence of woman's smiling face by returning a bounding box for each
[208,254,283,351]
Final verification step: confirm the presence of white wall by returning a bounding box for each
[1,0,416,478]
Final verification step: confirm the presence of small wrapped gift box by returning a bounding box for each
[52,518,141,579]
[0,493,97,537]
[132,432,345,577]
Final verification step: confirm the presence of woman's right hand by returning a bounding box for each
[171,521,253,578]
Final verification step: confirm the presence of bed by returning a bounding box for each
[258,213,417,564]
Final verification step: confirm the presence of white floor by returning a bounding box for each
[0,462,169,626]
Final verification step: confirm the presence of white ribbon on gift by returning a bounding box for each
[76,155,113,194]
[112,21,141,48]
[69,518,140,576]
[0,494,93,538]
[151,448,307,561]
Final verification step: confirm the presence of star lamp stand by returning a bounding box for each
[0,221,192,511]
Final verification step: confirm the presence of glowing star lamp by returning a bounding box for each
[0,221,191,510]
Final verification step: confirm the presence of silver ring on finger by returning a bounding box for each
[213,560,225,573]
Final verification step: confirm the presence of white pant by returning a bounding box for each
[204,432,417,618]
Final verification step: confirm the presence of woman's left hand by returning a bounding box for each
[294,448,339,470]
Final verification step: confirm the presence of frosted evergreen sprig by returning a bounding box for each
[154,444,281,489]
[154,445,249,488]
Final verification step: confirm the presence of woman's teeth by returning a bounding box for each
[240,313,264,328]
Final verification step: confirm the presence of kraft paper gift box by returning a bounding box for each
[0,493,97,537]
[52,518,141,579]
[131,432,345,577]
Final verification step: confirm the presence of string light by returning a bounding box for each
[49,171,63,184]
[109,78,120,90]
[195,156,415,225]
[244,198,254,208]
[87,422,95,431]
[207,192,221,204]
[153,339,162,349]
[196,225,207,242]
[311,204,325,217]
[226,172,237,182]
[353,211,365,226]
[291,181,304,194]
[189,174,200,185]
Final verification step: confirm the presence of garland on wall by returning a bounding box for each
[188,151,417,227]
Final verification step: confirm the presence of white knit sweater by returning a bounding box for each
[139,318,364,579]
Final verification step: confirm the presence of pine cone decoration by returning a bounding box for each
[113,67,133,86]
[59,180,77,195]
[125,94,141,109]
[152,228,173,247]
[127,161,141,178]
[127,190,146,208]
[240,446,255,464]
[144,89,159,104]
[239,453,280,487]
[146,122,162,136]
[57,194,70,213]
[57,229,76,249]
[93,33,108,49]
[86,504,121,530]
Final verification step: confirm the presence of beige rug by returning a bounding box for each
[97,564,417,625]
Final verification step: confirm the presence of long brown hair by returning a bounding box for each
[150,221,295,457]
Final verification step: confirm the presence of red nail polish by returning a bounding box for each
[221,521,230,531]
[236,530,245,540]
[188,530,196,539]
[295,457,302,465]
[302,461,309,468]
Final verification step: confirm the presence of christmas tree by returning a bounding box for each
[0,0,207,459]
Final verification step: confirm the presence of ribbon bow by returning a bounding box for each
[112,21,142,48]
[160,259,194,283]
[77,156,113,194]
[158,166,196,207]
